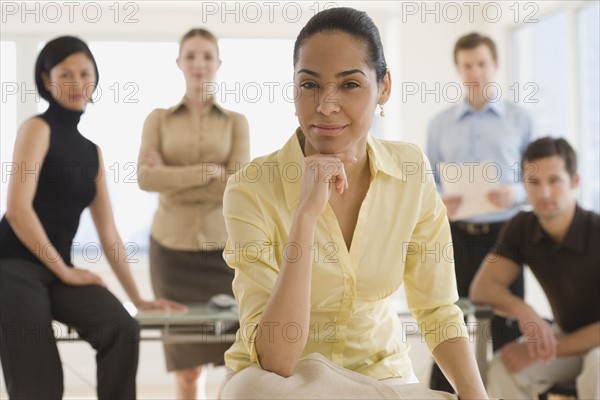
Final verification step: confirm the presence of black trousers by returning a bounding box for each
[429,222,524,393]
[0,259,140,399]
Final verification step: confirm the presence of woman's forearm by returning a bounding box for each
[163,175,227,204]
[137,162,220,192]
[431,337,488,399]
[98,232,142,305]
[255,211,317,377]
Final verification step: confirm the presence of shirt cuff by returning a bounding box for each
[420,304,469,353]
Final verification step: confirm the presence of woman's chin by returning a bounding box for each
[306,139,347,156]
[187,79,216,91]
[57,100,86,112]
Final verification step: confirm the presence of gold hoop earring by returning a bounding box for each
[379,104,385,117]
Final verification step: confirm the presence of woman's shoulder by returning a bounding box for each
[22,114,51,131]
[224,148,288,207]
[227,150,280,186]
[10,117,52,163]
[84,138,100,158]
[372,138,427,166]
[146,107,169,119]
[213,104,248,123]
[140,108,169,130]
[17,116,51,142]
[369,138,434,183]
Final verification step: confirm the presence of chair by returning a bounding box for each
[537,383,577,400]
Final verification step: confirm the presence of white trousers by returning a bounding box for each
[220,353,457,399]
[487,346,600,399]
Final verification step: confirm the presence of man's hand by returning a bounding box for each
[442,194,463,219]
[518,312,558,361]
[500,342,539,373]
[488,185,514,208]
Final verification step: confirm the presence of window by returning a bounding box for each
[512,11,569,138]
[578,3,600,212]
[513,6,600,212]
[219,39,298,159]
[64,42,182,255]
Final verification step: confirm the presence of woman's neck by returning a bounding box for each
[344,151,370,184]
[46,100,84,128]
[184,88,213,114]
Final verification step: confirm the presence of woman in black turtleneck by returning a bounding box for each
[0,36,184,399]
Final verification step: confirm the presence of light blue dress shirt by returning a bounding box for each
[426,99,534,223]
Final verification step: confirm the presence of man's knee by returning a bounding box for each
[487,354,508,381]
[582,346,600,371]
[576,347,600,399]
[487,353,523,391]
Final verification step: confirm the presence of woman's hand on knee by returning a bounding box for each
[58,268,106,287]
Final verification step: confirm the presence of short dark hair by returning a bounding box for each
[293,7,387,83]
[522,137,578,178]
[35,36,99,103]
[453,32,497,65]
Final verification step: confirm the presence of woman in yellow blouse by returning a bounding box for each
[220,8,488,400]
[137,29,250,399]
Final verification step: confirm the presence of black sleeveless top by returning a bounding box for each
[0,101,99,267]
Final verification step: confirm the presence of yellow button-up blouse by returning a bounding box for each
[223,129,467,380]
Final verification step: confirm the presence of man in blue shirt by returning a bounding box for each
[426,32,534,392]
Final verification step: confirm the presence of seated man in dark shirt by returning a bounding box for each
[470,137,599,399]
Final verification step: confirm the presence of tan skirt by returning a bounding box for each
[149,236,236,371]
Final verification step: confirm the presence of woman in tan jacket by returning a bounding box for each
[137,28,250,399]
